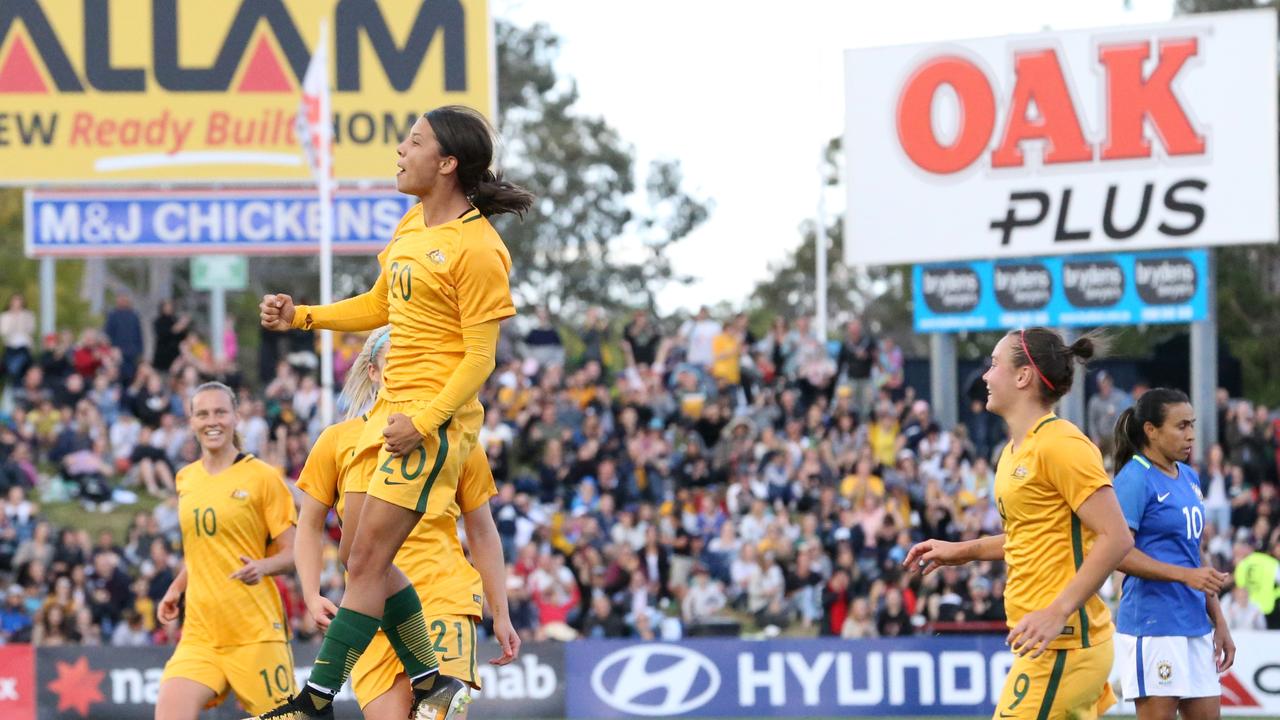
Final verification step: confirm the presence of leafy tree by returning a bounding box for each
[494,20,709,317]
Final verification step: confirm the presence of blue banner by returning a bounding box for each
[567,637,1018,718]
[912,250,1209,333]
[24,190,416,257]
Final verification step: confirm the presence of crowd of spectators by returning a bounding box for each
[1,289,1279,650]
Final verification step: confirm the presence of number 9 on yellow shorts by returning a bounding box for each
[352,615,481,709]
[160,640,296,716]
[357,397,481,518]
[994,639,1115,720]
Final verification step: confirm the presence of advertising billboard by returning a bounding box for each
[844,10,1278,265]
[912,249,1208,332]
[0,1,490,184]
[25,188,414,257]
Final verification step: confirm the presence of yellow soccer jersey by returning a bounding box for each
[295,416,365,520]
[293,204,516,402]
[995,414,1114,651]
[175,454,297,647]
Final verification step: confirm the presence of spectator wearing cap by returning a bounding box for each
[1,583,32,642]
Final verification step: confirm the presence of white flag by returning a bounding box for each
[296,20,330,179]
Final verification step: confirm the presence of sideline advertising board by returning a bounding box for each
[913,249,1208,332]
[567,634,1280,719]
[844,10,1278,265]
[24,188,415,257]
[31,641,566,719]
[0,0,490,183]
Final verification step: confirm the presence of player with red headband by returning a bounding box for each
[905,327,1134,720]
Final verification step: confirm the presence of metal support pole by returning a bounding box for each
[39,257,55,338]
[930,333,957,429]
[1191,249,1218,465]
[815,149,829,344]
[211,287,225,363]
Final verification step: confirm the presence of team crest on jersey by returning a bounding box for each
[230,489,249,500]
[473,594,483,605]
[426,249,446,265]
[1012,465,1028,480]
[1157,661,1173,683]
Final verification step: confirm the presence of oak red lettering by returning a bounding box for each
[990,49,1092,168]
[1099,38,1205,160]
[896,56,995,174]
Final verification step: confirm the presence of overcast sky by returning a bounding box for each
[494,0,1178,314]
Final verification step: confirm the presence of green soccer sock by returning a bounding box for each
[381,584,440,688]
[306,607,382,696]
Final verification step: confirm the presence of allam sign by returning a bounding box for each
[0,0,490,183]
[844,9,1279,265]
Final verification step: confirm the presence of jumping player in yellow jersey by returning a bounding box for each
[905,328,1135,720]
[252,105,532,720]
[294,328,520,720]
[155,382,299,720]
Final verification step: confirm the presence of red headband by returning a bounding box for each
[1020,329,1056,391]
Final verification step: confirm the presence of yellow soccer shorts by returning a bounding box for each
[994,640,1115,720]
[352,614,481,709]
[160,640,296,715]
[354,396,481,518]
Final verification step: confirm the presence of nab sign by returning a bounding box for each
[0,0,490,183]
[844,9,1278,265]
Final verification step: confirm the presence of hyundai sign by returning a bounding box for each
[568,637,1019,718]
[912,249,1208,333]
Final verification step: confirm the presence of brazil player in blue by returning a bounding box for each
[1111,388,1235,720]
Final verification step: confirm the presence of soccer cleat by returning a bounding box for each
[409,675,471,720]
[243,689,336,720]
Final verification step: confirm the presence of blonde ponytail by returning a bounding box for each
[342,328,391,420]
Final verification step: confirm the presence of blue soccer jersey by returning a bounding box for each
[1114,455,1212,637]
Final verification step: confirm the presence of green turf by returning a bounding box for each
[39,492,163,543]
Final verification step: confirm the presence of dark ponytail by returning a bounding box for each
[1007,327,1109,404]
[471,168,535,218]
[1111,387,1191,472]
[1112,407,1143,474]
[425,105,534,218]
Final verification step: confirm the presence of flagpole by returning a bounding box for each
[316,19,335,426]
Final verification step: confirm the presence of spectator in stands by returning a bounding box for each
[1220,582,1267,630]
[523,307,565,369]
[151,299,190,373]
[104,293,143,382]
[1087,371,1131,464]
[1,583,32,642]
[1,293,35,385]
[680,306,721,372]
[835,319,875,414]
[876,585,912,636]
